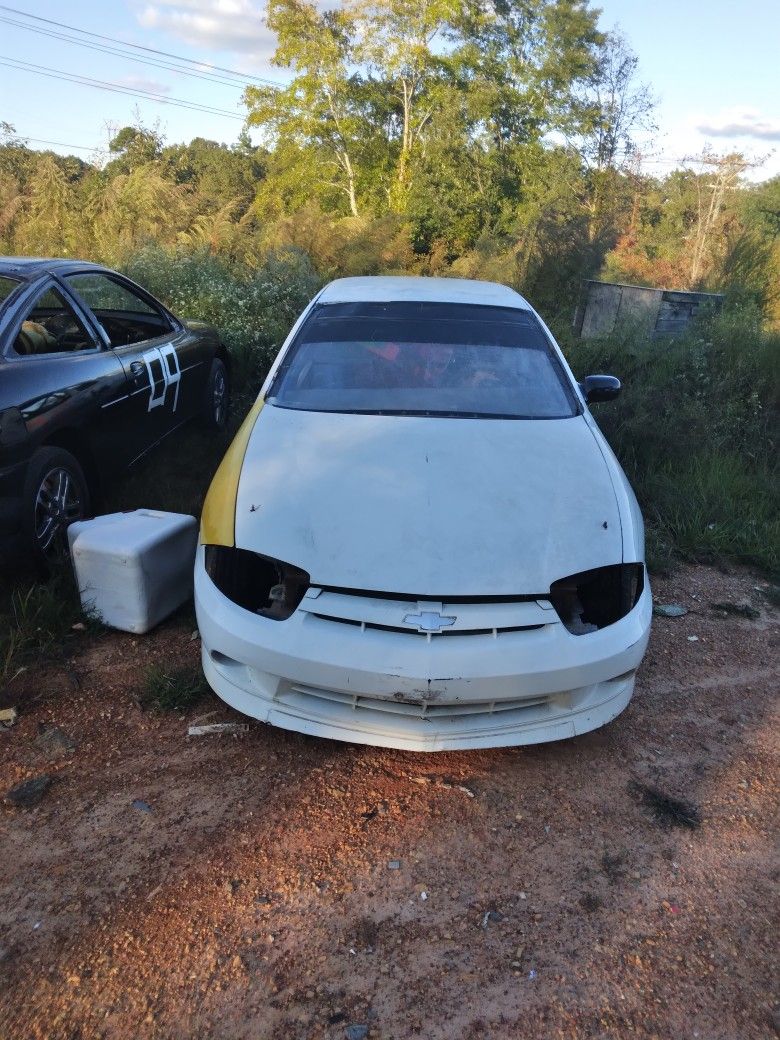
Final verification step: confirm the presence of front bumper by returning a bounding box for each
[194,548,652,752]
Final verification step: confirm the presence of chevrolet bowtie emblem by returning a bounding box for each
[402,609,457,633]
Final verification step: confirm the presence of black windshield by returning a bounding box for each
[269,302,578,419]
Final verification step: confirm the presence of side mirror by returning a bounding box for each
[579,374,621,404]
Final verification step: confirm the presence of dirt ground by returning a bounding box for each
[1,563,778,1040]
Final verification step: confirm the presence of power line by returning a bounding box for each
[14,136,103,153]
[0,4,279,87]
[0,56,245,120]
[0,14,261,90]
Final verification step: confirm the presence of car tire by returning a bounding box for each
[22,447,91,566]
[202,357,230,431]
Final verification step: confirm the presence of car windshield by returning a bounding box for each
[270,302,578,419]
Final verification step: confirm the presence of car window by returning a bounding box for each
[0,275,21,307]
[65,272,173,347]
[12,286,96,356]
[270,302,578,419]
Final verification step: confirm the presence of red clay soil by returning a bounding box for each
[0,564,778,1040]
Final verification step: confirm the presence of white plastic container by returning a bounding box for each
[68,510,198,634]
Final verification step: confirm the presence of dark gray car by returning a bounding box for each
[0,257,229,564]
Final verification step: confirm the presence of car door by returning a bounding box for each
[62,271,208,458]
[0,276,141,473]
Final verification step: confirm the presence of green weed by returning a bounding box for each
[0,565,98,685]
[121,246,321,389]
[562,305,779,576]
[141,665,209,712]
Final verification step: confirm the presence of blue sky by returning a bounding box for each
[1,0,778,179]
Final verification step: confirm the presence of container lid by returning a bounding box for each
[69,509,197,556]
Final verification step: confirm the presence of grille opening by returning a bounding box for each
[314,585,545,604]
[309,614,544,636]
[284,682,552,721]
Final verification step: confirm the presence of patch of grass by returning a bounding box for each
[141,665,209,712]
[643,453,780,571]
[561,304,780,576]
[710,601,761,619]
[0,565,98,686]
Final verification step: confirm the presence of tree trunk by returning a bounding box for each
[337,150,360,218]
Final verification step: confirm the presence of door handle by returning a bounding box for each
[130,361,145,380]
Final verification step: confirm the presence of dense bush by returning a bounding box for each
[561,304,780,573]
[121,245,322,391]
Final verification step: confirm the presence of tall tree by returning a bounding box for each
[357,0,457,210]
[688,150,751,285]
[245,0,366,216]
[245,0,606,221]
[575,30,656,244]
[15,154,76,256]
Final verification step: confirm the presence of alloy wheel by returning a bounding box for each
[213,368,227,427]
[35,466,84,555]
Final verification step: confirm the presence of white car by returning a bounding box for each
[195,276,651,751]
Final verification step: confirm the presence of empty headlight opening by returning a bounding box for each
[204,545,310,620]
[549,564,644,634]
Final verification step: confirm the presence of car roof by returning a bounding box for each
[318,276,532,310]
[0,257,110,281]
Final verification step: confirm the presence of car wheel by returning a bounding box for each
[202,357,230,431]
[22,447,90,564]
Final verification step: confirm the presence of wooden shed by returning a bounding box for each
[573,280,723,339]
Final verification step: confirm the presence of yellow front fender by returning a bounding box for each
[200,396,265,547]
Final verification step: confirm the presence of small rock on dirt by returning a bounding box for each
[0,707,18,728]
[132,799,153,813]
[35,724,76,755]
[345,1026,368,1040]
[653,603,688,617]
[6,775,53,808]
[188,723,249,736]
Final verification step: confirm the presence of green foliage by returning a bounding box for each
[246,0,604,228]
[564,306,780,574]
[106,126,164,172]
[161,137,265,216]
[121,245,322,387]
[141,665,209,712]
[0,565,100,685]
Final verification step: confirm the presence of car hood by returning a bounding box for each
[234,405,623,596]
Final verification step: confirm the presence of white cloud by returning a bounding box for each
[136,0,275,60]
[695,107,780,142]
